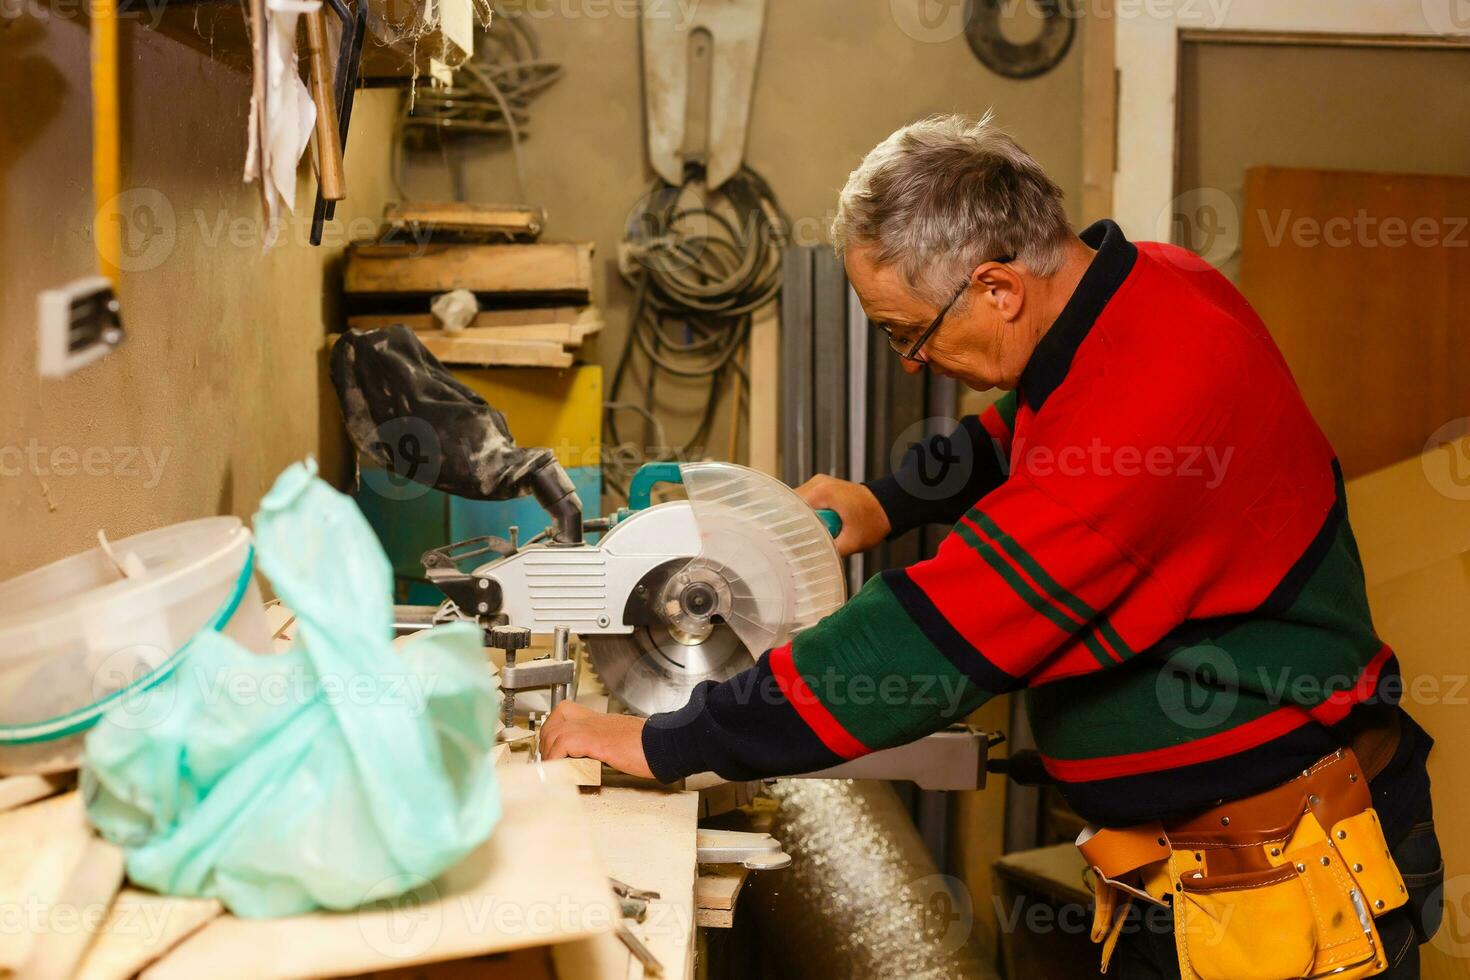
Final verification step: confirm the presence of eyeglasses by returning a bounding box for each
[876,255,1014,363]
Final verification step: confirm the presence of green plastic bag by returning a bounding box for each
[83,460,502,918]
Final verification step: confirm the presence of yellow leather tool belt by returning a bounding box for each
[1080,749,1409,979]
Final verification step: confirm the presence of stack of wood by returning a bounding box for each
[342,203,602,369]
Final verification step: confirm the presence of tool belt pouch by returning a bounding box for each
[1087,751,1409,980]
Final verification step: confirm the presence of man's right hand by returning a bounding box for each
[796,475,891,558]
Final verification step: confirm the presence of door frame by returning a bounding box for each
[1110,0,1470,242]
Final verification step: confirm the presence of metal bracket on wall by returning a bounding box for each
[640,0,765,189]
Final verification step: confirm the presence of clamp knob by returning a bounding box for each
[490,625,532,651]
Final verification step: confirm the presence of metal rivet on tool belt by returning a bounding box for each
[1376,900,1385,910]
[1157,837,1167,847]
[1271,847,1281,857]
[1349,773,1358,782]
[1296,863,1307,873]
[1354,863,1364,872]
[1309,794,1321,807]
[1195,852,1203,862]
[1337,830,1347,839]
[1321,856,1331,866]
[1220,816,1230,826]
[1176,883,1183,892]
[1400,885,1406,892]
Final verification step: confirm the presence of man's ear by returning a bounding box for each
[973,262,1024,323]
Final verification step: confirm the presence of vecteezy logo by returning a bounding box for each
[361,417,442,502]
[95,187,177,273]
[1155,644,1239,730]
[1422,418,1470,502]
[1422,0,1470,37]
[890,0,970,43]
[89,643,175,732]
[358,874,442,961]
[1157,187,1240,269]
[890,417,975,503]
[910,874,974,954]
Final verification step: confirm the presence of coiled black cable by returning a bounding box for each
[603,168,787,501]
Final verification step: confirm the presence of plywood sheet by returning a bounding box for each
[1239,166,1470,478]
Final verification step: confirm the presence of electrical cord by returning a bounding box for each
[603,167,787,503]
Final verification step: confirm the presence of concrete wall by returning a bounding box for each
[0,13,399,581]
[400,0,1087,462]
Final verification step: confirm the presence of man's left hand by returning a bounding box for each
[539,701,654,779]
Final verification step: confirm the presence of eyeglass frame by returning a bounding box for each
[877,254,1015,363]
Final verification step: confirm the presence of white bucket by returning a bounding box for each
[0,517,270,774]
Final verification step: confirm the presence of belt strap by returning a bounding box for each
[1079,747,1378,876]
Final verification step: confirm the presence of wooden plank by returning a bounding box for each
[752,304,787,476]
[74,890,223,980]
[351,319,584,348]
[345,243,594,299]
[145,765,621,980]
[496,746,602,787]
[582,787,699,980]
[348,307,603,345]
[329,330,574,368]
[0,772,71,813]
[0,793,126,978]
[383,203,547,240]
[1239,166,1470,478]
[418,333,573,368]
[694,864,748,929]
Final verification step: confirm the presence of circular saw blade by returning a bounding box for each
[586,623,750,717]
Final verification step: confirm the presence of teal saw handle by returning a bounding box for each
[625,463,843,539]
[627,461,683,510]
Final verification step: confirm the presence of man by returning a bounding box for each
[543,114,1440,977]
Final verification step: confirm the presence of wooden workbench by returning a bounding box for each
[2,755,702,980]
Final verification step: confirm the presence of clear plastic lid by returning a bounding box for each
[679,462,847,656]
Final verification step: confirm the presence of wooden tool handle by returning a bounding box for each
[304,7,345,203]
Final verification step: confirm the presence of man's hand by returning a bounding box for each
[539,701,654,779]
[796,475,891,557]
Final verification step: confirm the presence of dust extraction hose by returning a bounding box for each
[745,778,990,979]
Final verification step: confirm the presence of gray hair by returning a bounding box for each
[831,112,1072,304]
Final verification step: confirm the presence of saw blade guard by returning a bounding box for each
[678,462,847,657]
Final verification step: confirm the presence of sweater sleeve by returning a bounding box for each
[641,469,1155,783]
[863,391,1016,538]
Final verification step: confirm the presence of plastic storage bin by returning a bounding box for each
[0,517,269,773]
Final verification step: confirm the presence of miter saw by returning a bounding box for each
[403,459,1001,794]
[418,460,845,719]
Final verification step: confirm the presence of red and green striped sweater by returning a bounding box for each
[641,219,1416,826]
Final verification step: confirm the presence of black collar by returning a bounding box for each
[1018,219,1138,411]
